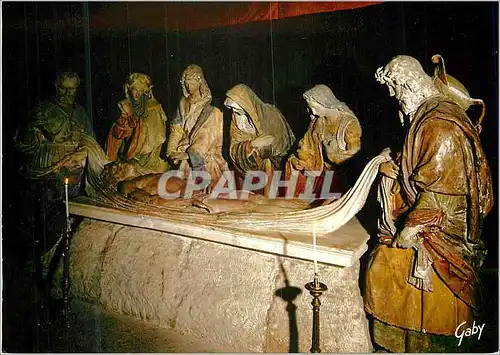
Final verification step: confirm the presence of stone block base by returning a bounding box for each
[52,218,372,353]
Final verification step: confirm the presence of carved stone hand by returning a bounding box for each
[170,151,189,162]
[379,160,399,179]
[251,134,275,149]
[392,225,422,249]
[289,156,305,170]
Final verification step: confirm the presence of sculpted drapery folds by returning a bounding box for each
[166,64,228,188]
[285,84,362,197]
[106,73,169,174]
[15,72,107,246]
[364,55,493,353]
[16,72,95,177]
[225,84,295,195]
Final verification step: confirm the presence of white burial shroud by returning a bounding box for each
[83,144,390,237]
[205,152,390,236]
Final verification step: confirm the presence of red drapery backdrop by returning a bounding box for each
[91,2,380,32]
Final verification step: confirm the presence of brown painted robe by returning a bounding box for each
[106,99,168,173]
[365,96,493,346]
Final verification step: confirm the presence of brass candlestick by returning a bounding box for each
[305,273,328,353]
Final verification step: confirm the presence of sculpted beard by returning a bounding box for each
[130,92,148,118]
[397,86,423,116]
[56,89,76,106]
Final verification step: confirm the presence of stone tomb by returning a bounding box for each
[64,198,373,353]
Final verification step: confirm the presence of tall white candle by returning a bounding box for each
[64,177,69,218]
[313,221,318,276]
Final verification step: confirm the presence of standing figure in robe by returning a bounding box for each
[106,73,169,174]
[364,55,494,352]
[285,84,362,197]
[15,71,99,250]
[224,84,295,196]
[166,64,228,189]
[17,71,95,177]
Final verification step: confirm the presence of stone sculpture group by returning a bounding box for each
[16,54,494,353]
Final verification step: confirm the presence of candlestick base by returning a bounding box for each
[305,274,328,353]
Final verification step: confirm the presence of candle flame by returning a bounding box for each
[65,177,69,184]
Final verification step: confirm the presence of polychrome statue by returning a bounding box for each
[364,55,494,353]
[285,84,362,197]
[16,72,95,178]
[106,73,169,173]
[46,77,395,246]
[166,64,228,190]
[52,119,391,240]
[224,84,295,196]
[15,72,102,247]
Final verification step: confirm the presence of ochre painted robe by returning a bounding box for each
[106,99,168,173]
[284,111,361,197]
[364,96,493,352]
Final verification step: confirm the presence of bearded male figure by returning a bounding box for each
[364,55,494,352]
[106,73,169,174]
[17,71,95,177]
[15,71,101,252]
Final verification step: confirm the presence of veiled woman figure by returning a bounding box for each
[285,84,362,197]
[224,84,295,196]
[166,64,228,189]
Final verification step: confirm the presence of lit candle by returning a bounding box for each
[64,177,69,218]
[313,221,318,276]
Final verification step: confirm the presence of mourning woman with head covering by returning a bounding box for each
[285,84,362,197]
[224,84,295,196]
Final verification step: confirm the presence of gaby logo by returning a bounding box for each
[455,321,485,346]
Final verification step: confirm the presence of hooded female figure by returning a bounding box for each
[285,84,362,197]
[225,84,295,195]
